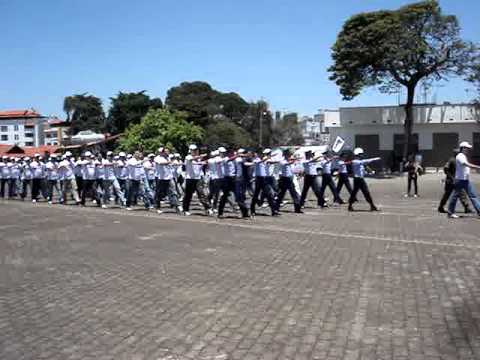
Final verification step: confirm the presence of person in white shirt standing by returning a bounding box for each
[447,141,480,218]
[126,151,152,210]
[58,153,81,205]
[154,147,181,214]
[20,157,33,200]
[81,152,102,207]
[45,154,62,204]
[182,144,212,216]
[103,151,126,207]
[207,150,222,211]
[30,154,45,202]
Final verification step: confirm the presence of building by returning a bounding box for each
[0,109,47,147]
[43,118,70,146]
[0,144,59,158]
[326,103,480,168]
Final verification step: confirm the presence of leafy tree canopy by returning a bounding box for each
[107,91,162,134]
[272,114,304,146]
[329,0,477,157]
[118,109,204,155]
[63,93,105,135]
[165,81,249,127]
[204,118,255,150]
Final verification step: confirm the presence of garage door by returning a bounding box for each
[393,133,419,158]
[473,133,480,164]
[432,133,459,167]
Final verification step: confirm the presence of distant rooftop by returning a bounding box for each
[0,109,43,119]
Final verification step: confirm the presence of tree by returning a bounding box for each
[329,0,477,158]
[118,109,204,155]
[204,118,255,149]
[165,81,218,127]
[165,81,250,127]
[240,100,274,147]
[271,114,304,146]
[63,94,106,134]
[107,91,163,134]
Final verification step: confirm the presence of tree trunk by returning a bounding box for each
[403,84,416,161]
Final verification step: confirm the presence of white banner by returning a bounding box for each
[332,136,345,153]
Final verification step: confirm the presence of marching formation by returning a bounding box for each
[0,144,383,218]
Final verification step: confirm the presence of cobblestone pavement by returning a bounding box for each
[1,174,480,360]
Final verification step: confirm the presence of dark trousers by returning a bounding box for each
[21,179,32,199]
[407,174,418,195]
[208,178,222,209]
[300,175,322,206]
[118,179,128,203]
[319,174,342,205]
[349,178,374,206]
[81,179,101,206]
[219,177,248,217]
[76,176,83,198]
[0,178,6,198]
[250,177,277,214]
[32,178,43,200]
[277,177,301,212]
[439,181,470,211]
[155,179,178,208]
[47,180,62,202]
[182,179,210,212]
[337,173,353,196]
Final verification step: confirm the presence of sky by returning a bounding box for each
[1,0,479,118]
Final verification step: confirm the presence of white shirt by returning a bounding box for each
[103,159,116,180]
[82,160,97,180]
[185,155,203,180]
[302,160,318,176]
[280,159,294,178]
[58,160,75,180]
[127,158,145,181]
[352,158,380,178]
[235,157,244,178]
[154,155,173,180]
[207,157,220,180]
[455,152,470,180]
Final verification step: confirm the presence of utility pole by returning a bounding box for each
[259,109,263,147]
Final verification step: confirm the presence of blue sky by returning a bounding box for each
[1,0,479,118]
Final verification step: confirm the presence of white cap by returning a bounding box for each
[89,154,96,158]
[218,146,227,153]
[189,144,198,151]
[50,153,57,158]
[174,153,181,158]
[237,148,245,154]
[106,151,113,156]
[119,152,126,157]
[459,141,473,149]
[127,154,133,159]
[148,153,154,158]
[65,151,72,157]
[353,147,364,156]
[210,150,219,156]
[113,155,119,160]
[158,147,165,153]
[2,156,7,159]
[61,155,67,159]
[84,151,92,157]
[25,157,31,161]
[34,153,40,157]
[262,148,272,155]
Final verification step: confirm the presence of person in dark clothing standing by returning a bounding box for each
[404,155,423,197]
[438,149,472,213]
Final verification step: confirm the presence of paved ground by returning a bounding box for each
[1,174,480,360]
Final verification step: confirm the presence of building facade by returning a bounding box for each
[327,103,480,168]
[0,110,47,147]
[43,118,70,146]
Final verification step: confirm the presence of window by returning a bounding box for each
[25,132,34,138]
[0,126,7,132]
[1,135,8,141]
[25,142,34,146]
[14,134,19,141]
[14,125,19,131]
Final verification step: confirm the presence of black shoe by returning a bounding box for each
[438,207,447,213]
[348,205,354,212]
[370,206,379,212]
[272,211,280,217]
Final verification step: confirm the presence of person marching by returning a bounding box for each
[103,151,126,208]
[335,152,355,201]
[438,148,472,214]
[182,145,213,216]
[30,154,45,203]
[218,148,250,219]
[58,154,81,205]
[81,152,102,207]
[115,152,129,203]
[348,148,380,212]
[154,147,182,214]
[299,150,323,208]
[10,158,22,198]
[20,157,33,201]
[207,150,222,211]
[447,141,480,218]
[45,154,62,204]
[126,151,152,210]
[318,150,344,207]
[276,149,303,214]
[250,149,278,216]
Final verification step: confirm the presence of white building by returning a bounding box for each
[326,103,480,168]
[43,118,70,146]
[0,109,47,147]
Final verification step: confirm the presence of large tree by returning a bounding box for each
[118,108,204,155]
[204,117,255,149]
[107,91,163,134]
[271,113,304,146]
[329,0,476,158]
[165,81,250,127]
[240,100,274,147]
[63,94,105,134]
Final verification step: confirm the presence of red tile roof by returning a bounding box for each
[0,109,42,119]
[0,144,58,157]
